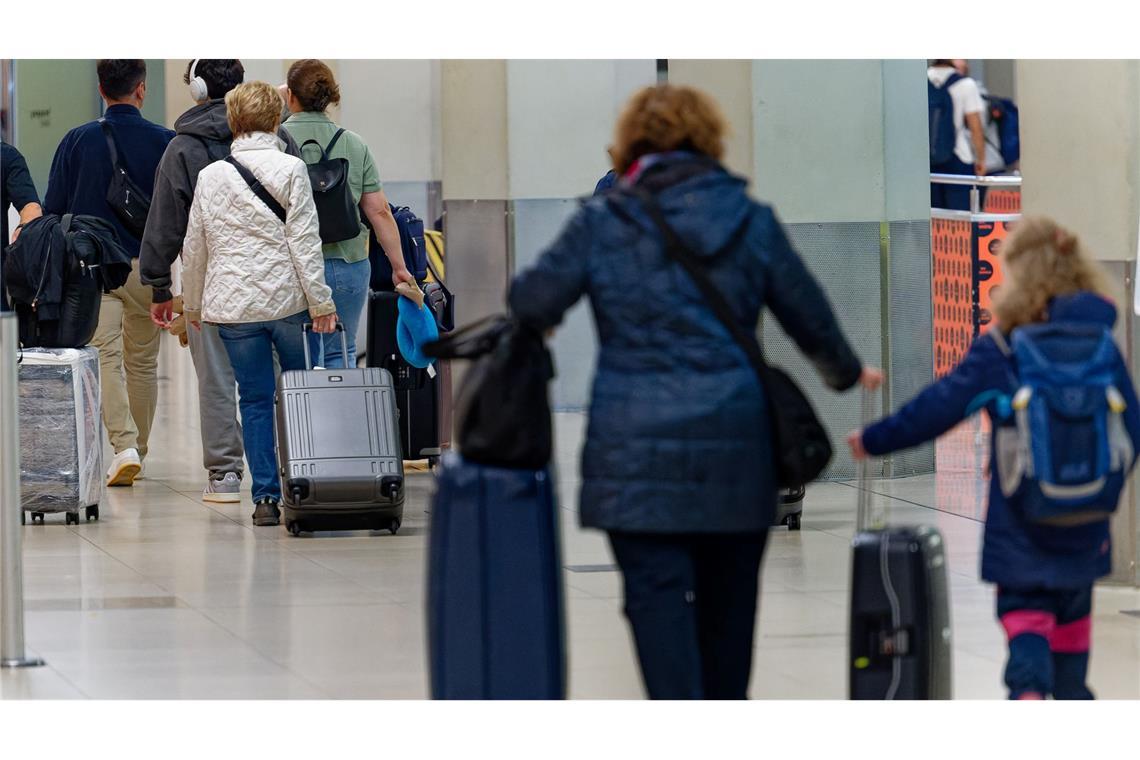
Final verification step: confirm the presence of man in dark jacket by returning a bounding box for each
[1,141,43,310]
[44,60,174,488]
[139,59,300,504]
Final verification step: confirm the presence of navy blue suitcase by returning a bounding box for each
[427,454,566,699]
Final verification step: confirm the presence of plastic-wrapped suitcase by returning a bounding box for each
[366,289,452,466]
[274,324,405,536]
[427,454,566,699]
[18,347,103,525]
[849,391,952,699]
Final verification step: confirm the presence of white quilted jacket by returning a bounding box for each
[181,132,335,324]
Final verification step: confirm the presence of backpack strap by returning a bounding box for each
[61,213,74,235]
[324,128,347,157]
[941,72,963,90]
[990,329,1012,357]
[224,156,287,224]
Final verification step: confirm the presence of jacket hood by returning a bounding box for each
[606,154,753,258]
[1048,291,1117,328]
[174,99,233,142]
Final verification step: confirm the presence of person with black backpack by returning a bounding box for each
[281,59,412,370]
[928,58,987,210]
[139,60,300,506]
[44,60,174,488]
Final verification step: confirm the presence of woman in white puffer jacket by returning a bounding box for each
[182,80,337,528]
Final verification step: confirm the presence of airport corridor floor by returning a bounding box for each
[1,337,1139,699]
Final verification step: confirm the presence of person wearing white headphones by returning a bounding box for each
[140,60,300,506]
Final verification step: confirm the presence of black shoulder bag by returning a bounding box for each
[300,128,360,244]
[101,120,152,240]
[225,156,287,224]
[632,187,833,486]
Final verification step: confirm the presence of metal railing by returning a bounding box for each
[0,313,43,669]
[930,173,1022,216]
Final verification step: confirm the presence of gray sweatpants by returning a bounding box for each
[186,321,244,478]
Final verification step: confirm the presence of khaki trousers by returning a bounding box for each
[90,259,161,457]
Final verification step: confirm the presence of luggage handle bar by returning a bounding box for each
[302,322,349,371]
[855,389,884,532]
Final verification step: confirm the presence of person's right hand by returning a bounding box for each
[150,300,174,329]
[847,430,868,461]
[312,313,338,334]
[859,366,884,391]
[392,268,416,289]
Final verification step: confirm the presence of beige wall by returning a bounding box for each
[1018,59,1140,262]
[669,59,754,180]
[441,60,509,200]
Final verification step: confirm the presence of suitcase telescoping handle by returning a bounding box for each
[302,322,349,371]
[855,388,885,532]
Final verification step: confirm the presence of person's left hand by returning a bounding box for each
[847,429,868,461]
[312,313,338,334]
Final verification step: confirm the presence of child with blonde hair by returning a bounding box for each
[849,216,1140,699]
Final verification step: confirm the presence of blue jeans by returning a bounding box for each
[218,311,309,503]
[308,257,371,369]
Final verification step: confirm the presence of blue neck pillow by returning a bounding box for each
[397,293,439,369]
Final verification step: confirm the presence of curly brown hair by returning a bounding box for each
[610,84,727,174]
[287,59,341,112]
[993,216,1114,331]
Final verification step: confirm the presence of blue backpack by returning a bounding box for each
[928,72,961,166]
[998,324,1138,526]
[368,204,429,290]
[985,95,1020,165]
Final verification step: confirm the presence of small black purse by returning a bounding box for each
[632,188,833,486]
[423,316,555,470]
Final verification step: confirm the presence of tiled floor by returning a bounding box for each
[1,336,1139,699]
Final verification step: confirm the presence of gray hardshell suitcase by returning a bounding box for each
[274,324,405,536]
[849,391,952,699]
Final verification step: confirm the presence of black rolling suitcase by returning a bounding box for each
[366,289,451,465]
[849,392,952,699]
[427,454,566,699]
[275,324,405,536]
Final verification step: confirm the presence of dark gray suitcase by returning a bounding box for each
[275,324,405,536]
[848,391,952,699]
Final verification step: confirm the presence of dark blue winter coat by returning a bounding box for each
[509,154,862,534]
[863,292,1139,589]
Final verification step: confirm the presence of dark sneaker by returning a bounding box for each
[252,498,281,527]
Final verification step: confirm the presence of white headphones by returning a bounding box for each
[188,59,209,103]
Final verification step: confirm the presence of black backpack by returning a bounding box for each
[299,129,360,244]
[101,120,152,240]
[3,214,131,348]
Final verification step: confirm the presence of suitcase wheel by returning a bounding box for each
[65,512,79,526]
[86,505,100,522]
[784,513,801,531]
[388,518,401,536]
[287,521,303,537]
[20,510,26,526]
[32,512,45,525]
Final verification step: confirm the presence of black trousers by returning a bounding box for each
[608,530,769,699]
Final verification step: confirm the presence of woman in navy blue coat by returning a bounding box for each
[509,85,878,699]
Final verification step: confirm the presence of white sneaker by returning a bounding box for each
[135,462,146,480]
[203,472,242,503]
[106,448,142,487]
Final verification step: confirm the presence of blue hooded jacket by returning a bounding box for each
[863,292,1140,589]
[510,154,862,533]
